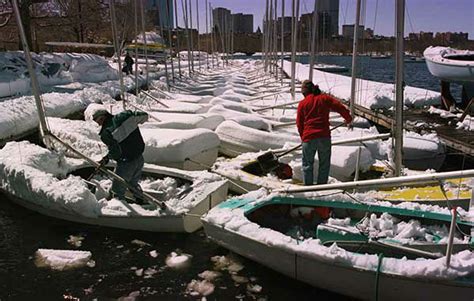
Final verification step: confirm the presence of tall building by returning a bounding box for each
[232,13,254,33]
[276,16,292,35]
[212,7,231,33]
[147,0,174,29]
[316,0,339,38]
[342,24,364,39]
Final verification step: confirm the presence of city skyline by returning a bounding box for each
[174,0,473,37]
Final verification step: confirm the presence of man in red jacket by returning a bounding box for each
[296,80,353,185]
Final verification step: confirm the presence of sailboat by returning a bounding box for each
[0,0,228,233]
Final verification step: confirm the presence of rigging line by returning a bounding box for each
[372,0,379,33]
[405,0,416,34]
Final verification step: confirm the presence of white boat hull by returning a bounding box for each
[203,221,474,300]
[424,46,474,83]
[6,184,225,232]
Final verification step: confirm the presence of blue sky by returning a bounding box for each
[175,0,474,37]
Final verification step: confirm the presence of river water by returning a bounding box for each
[0,56,461,300]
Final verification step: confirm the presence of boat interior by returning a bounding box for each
[70,166,193,204]
[444,54,474,61]
[246,198,474,259]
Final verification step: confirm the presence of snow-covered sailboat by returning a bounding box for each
[0,141,228,232]
[202,193,474,300]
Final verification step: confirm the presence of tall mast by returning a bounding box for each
[139,0,149,85]
[11,0,48,137]
[181,0,192,75]
[308,0,317,80]
[196,0,201,71]
[158,2,170,91]
[349,0,361,117]
[165,0,175,82]
[189,0,195,72]
[110,0,126,106]
[134,0,139,95]
[280,0,285,84]
[290,0,299,100]
[205,0,209,69]
[394,0,405,176]
[209,3,215,68]
[174,0,182,77]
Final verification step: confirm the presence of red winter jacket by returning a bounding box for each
[296,93,352,142]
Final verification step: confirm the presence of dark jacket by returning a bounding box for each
[296,93,352,142]
[124,54,134,67]
[99,110,148,161]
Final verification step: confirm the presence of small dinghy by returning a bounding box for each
[424,46,474,83]
[0,141,228,232]
[203,193,474,300]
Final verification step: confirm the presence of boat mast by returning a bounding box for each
[165,0,175,82]
[209,2,215,68]
[196,0,201,71]
[349,0,361,117]
[290,0,299,100]
[280,0,284,84]
[134,0,139,95]
[394,0,405,176]
[109,0,126,106]
[308,0,317,80]
[174,0,182,77]
[139,0,149,85]
[11,0,48,138]
[181,0,192,75]
[189,0,195,73]
[205,0,209,69]
[158,3,170,91]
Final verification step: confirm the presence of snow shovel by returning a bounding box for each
[256,123,347,174]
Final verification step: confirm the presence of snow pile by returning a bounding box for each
[0,51,118,97]
[186,279,215,296]
[0,141,102,217]
[216,120,300,156]
[141,127,220,165]
[34,249,95,271]
[0,92,85,141]
[144,112,224,130]
[47,116,221,168]
[328,212,465,244]
[165,251,192,269]
[280,60,441,109]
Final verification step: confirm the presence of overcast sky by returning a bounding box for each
[175,0,474,37]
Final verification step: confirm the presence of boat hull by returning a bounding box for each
[424,47,474,83]
[425,58,474,83]
[203,221,474,300]
[2,180,227,233]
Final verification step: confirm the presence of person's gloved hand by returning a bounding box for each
[346,121,353,131]
[99,155,109,166]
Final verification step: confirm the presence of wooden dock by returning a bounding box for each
[353,104,474,156]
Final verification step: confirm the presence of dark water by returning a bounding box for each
[0,194,346,300]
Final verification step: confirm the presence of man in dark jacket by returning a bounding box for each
[93,109,148,200]
[124,52,134,75]
[296,80,352,185]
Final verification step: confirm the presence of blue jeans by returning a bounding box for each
[302,138,331,185]
[111,155,144,199]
